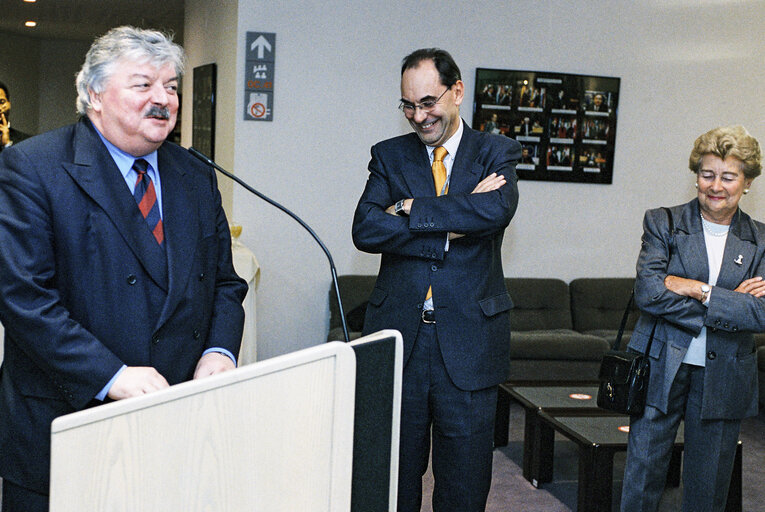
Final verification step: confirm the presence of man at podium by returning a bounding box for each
[0,27,247,511]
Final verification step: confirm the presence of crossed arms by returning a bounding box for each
[352,139,520,259]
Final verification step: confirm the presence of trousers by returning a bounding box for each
[621,363,741,512]
[396,321,497,512]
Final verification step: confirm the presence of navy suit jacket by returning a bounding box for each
[352,123,520,391]
[629,199,765,419]
[0,118,247,492]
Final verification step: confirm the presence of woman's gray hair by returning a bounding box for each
[75,26,185,115]
[689,125,762,180]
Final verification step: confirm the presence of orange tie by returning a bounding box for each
[432,145,448,196]
[425,146,448,301]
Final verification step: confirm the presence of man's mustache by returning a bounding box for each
[145,106,170,120]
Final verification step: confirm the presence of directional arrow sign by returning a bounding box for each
[246,32,275,61]
[250,35,272,59]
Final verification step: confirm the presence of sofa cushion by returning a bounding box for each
[505,278,572,331]
[583,329,632,351]
[570,277,638,333]
[509,330,610,361]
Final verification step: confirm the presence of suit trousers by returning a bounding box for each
[621,363,741,512]
[1,479,49,512]
[397,321,497,512]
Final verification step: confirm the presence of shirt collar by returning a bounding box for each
[427,118,463,160]
[92,126,159,179]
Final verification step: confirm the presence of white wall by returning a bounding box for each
[181,0,765,360]
[183,0,239,214]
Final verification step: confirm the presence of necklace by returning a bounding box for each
[700,212,729,237]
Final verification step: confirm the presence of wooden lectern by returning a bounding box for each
[49,330,402,512]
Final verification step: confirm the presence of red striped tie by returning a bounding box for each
[132,159,164,246]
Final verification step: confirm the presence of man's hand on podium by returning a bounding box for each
[107,366,170,400]
[193,351,236,379]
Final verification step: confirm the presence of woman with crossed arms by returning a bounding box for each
[621,125,765,511]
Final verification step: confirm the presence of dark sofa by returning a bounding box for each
[505,277,637,383]
[328,275,765,409]
[328,276,636,383]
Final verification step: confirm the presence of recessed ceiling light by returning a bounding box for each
[24,0,37,3]
[25,21,37,27]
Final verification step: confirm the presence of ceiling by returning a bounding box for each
[0,0,185,42]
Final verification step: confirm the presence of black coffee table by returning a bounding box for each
[537,411,742,512]
[495,384,605,484]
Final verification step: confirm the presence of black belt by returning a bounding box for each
[421,309,436,324]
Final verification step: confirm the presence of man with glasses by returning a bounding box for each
[0,81,31,153]
[353,48,521,512]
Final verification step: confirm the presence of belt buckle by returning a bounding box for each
[421,309,436,324]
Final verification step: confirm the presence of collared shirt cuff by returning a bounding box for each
[96,364,127,401]
[703,288,711,306]
[203,347,237,367]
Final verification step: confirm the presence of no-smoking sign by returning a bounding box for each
[246,92,271,120]
[250,102,266,118]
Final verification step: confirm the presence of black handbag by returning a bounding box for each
[596,292,655,415]
[596,207,673,415]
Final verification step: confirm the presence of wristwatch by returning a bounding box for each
[394,199,409,217]
[700,284,710,303]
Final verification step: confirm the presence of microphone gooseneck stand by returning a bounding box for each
[188,147,350,344]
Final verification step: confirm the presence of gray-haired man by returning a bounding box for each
[0,26,247,511]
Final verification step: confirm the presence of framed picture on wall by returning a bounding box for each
[192,63,217,160]
[473,68,620,184]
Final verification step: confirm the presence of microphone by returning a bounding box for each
[188,147,351,344]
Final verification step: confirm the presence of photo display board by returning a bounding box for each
[473,68,620,184]
[192,63,217,160]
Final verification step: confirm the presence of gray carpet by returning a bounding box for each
[420,402,765,511]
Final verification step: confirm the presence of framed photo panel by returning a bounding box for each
[473,68,620,184]
[192,63,217,160]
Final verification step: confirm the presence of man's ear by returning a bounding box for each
[88,88,102,112]
[452,80,465,107]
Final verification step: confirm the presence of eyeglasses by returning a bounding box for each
[398,86,450,117]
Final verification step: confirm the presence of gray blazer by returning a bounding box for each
[628,199,765,419]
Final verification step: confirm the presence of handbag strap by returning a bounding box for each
[661,206,675,247]
[612,290,634,351]
[612,207,674,352]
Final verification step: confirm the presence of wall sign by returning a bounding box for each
[244,32,275,121]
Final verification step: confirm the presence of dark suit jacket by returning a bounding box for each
[352,123,520,391]
[629,199,765,419]
[0,118,247,492]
